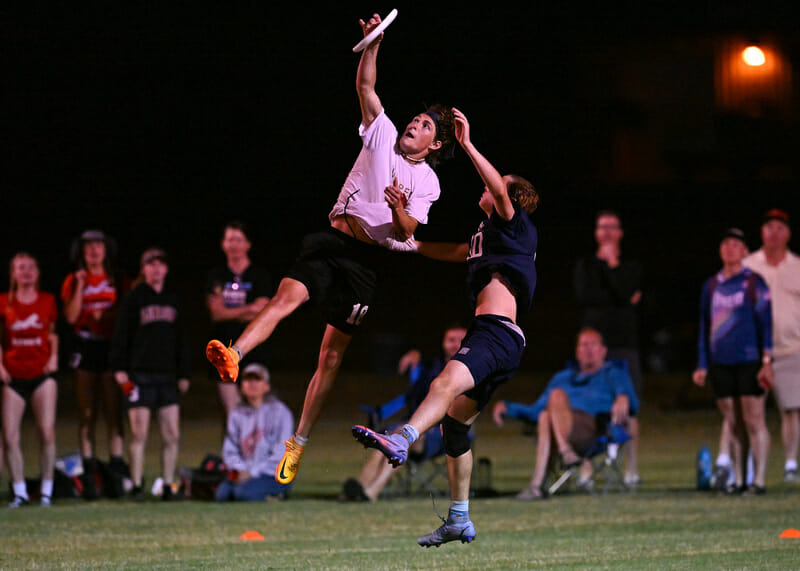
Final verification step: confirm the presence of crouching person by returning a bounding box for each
[216,363,294,501]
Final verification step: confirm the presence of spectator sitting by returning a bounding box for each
[493,327,639,500]
[216,363,294,502]
[341,324,467,502]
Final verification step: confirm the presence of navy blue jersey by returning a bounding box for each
[466,204,538,313]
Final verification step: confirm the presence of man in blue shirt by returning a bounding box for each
[693,228,773,494]
[493,326,639,500]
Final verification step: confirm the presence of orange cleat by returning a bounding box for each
[206,340,240,383]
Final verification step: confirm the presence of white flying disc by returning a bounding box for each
[352,9,398,52]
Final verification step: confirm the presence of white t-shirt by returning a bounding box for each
[328,110,441,251]
[743,249,800,356]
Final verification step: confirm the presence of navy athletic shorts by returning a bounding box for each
[285,228,380,336]
[451,314,526,411]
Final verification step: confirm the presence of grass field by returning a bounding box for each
[2,371,800,569]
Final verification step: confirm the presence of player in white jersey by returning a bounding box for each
[206,12,455,485]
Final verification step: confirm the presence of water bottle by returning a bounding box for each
[697,446,712,490]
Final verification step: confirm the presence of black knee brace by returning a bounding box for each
[442,415,471,457]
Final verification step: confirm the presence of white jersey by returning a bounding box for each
[329,110,441,251]
[221,398,294,478]
[744,249,800,356]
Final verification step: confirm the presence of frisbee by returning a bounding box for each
[352,9,398,52]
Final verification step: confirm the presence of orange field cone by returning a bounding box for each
[240,531,265,541]
[779,528,800,539]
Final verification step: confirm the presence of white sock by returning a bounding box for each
[715,453,731,467]
[450,500,469,515]
[786,459,798,471]
[399,424,419,444]
[40,479,54,498]
[293,434,308,446]
[12,481,29,500]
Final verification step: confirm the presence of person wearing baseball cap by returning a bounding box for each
[694,227,774,494]
[215,363,294,502]
[744,209,800,482]
[110,247,192,500]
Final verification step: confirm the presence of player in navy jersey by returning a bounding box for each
[353,108,539,547]
[693,228,773,494]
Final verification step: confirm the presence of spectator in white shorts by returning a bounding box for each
[744,208,800,482]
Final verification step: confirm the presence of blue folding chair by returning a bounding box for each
[547,422,632,496]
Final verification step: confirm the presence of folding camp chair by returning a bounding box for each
[547,423,632,496]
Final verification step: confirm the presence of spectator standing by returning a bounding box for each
[743,208,800,482]
[694,228,773,494]
[574,210,643,485]
[61,229,126,498]
[111,248,192,500]
[206,222,273,418]
[1,253,59,507]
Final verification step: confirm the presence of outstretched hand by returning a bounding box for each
[359,13,384,45]
[453,107,471,148]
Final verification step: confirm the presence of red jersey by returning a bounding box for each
[0,292,57,379]
[60,271,118,339]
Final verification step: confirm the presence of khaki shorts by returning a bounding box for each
[772,351,800,410]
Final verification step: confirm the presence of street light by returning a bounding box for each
[742,46,766,67]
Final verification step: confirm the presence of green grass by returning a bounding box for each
[2,371,800,569]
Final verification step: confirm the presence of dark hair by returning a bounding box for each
[222,220,252,242]
[423,104,456,167]
[508,175,539,214]
[70,230,117,286]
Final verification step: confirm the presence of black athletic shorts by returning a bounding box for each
[70,337,111,372]
[285,228,380,336]
[125,373,180,410]
[451,314,526,411]
[7,375,54,401]
[708,361,764,399]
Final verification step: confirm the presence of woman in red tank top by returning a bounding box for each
[61,230,127,499]
[1,253,59,506]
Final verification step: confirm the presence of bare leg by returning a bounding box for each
[529,410,552,489]
[234,278,310,356]
[217,383,241,418]
[100,370,124,457]
[2,386,26,486]
[295,325,352,438]
[740,395,770,488]
[444,395,480,502]
[406,360,476,436]
[158,404,181,485]
[128,407,151,487]
[359,451,400,501]
[75,370,99,458]
[31,379,58,483]
[780,409,800,467]
[546,389,579,463]
[625,416,639,479]
[716,397,744,486]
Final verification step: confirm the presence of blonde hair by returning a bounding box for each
[8,252,39,302]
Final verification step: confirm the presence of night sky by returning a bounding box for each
[4,4,800,376]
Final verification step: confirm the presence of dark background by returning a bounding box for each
[3,4,800,385]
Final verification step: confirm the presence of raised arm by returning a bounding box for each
[453,108,515,220]
[356,14,385,128]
